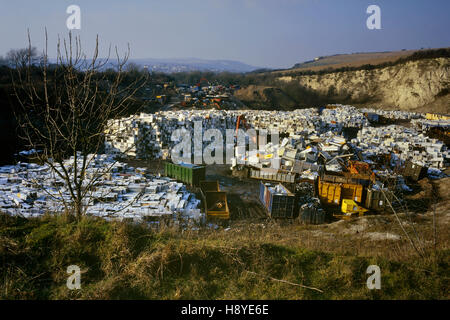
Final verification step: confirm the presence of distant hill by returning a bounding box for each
[234,48,450,113]
[130,58,260,73]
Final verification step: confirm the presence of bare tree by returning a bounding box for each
[11,31,147,218]
[124,62,142,73]
[0,55,7,66]
[6,46,41,68]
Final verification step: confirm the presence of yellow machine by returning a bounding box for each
[425,113,449,121]
[335,199,368,219]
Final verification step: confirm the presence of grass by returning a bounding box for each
[0,212,448,300]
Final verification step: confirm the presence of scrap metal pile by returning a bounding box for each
[359,108,422,120]
[104,106,368,161]
[226,105,448,220]
[104,104,449,181]
[411,118,450,132]
[0,154,202,223]
[105,111,238,159]
[350,125,448,169]
[231,106,448,174]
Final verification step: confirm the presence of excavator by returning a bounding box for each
[202,101,221,109]
[235,114,249,136]
[196,77,210,88]
[346,160,377,182]
[235,114,258,148]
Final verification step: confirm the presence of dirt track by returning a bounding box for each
[205,164,267,220]
[124,159,268,220]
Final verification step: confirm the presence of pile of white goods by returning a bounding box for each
[237,130,351,175]
[242,108,322,135]
[103,104,447,178]
[104,111,238,159]
[0,153,202,224]
[231,106,371,176]
[350,125,449,169]
[411,118,450,133]
[321,105,370,128]
[104,106,375,160]
[359,108,422,120]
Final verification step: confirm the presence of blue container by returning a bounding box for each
[259,182,297,219]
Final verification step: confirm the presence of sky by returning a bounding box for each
[0,0,449,69]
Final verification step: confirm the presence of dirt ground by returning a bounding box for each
[124,159,268,221]
[205,164,267,220]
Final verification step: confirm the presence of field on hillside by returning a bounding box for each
[277,50,418,74]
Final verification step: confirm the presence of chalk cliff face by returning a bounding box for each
[288,58,449,112]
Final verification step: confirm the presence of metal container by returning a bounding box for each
[321,172,371,186]
[164,162,206,186]
[317,179,341,205]
[200,180,229,219]
[259,182,297,219]
[340,183,364,203]
[317,178,364,206]
[250,168,296,183]
[400,160,427,181]
[365,188,394,212]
